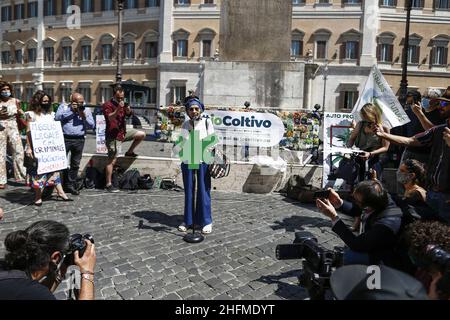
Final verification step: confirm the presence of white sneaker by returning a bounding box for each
[202,224,212,234]
[178,223,188,232]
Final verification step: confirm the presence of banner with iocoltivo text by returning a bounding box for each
[207,111,285,147]
[96,115,107,154]
[352,65,410,129]
[30,120,67,175]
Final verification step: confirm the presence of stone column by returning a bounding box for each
[360,0,379,67]
[33,0,45,91]
[158,0,173,63]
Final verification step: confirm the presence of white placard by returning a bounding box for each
[207,111,285,147]
[96,115,107,154]
[30,120,67,175]
[322,112,361,191]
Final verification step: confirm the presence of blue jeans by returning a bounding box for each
[426,191,450,224]
[343,248,370,265]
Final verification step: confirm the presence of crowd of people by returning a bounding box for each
[316,87,450,299]
[0,79,449,300]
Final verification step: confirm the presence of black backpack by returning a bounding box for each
[119,169,141,190]
[138,174,153,190]
[84,167,105,189]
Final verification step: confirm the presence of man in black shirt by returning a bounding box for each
[397,91,444,194]
[375,101,450,224]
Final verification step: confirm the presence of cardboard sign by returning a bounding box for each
[96,115,107,154]
[30,120,67,175]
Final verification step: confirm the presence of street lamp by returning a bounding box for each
[399,0,412,106]
[322,60,329,111]
[115,0,125,84]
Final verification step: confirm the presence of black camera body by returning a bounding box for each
[78,104,86,112]
[64,233,94,266]
[276,231,344,300]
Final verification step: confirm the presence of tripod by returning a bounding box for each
[183,169,205,243]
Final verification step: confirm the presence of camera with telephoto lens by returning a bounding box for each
[64,234,94,266]
[78,104,85,112]
[276,231,344,300]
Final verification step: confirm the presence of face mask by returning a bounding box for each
[1,91,11,98]
[41,104,51,110]
[397,171,413,185]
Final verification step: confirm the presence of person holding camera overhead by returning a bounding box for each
[55,93,94,196]
[0,220,96,300]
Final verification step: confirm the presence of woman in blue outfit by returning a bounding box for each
[175,97,215,234]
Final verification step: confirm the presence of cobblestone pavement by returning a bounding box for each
[0,184,343,300]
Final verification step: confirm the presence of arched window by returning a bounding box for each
[291,29,305,57]
[172,28,190,58]
[198,28,216,58]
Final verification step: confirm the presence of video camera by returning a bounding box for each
[64,233,94,266]
[276,231,344,300]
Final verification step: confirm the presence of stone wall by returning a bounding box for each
[202,61,304,109]
[219,0,292,62]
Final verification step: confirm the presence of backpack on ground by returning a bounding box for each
[138,174,153,190]
[284,175,320,203]
[119,169,141,190]
[84,167,105,189]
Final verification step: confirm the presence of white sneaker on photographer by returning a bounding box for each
[178,223,188,232]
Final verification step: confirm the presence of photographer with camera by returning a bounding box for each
[0,220,96,300]
[315,181,403,266]
[102,86,146,193]
[55,93,94,196]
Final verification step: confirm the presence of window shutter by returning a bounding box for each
[415,46,420,64]
[172,41,177,57]
[430,47,435,65]
[388,44,393,62]
[299,41,304,56]
[393,0,397,6]
[355,41,360,60]
[376,44,381,61]
[444,47,448,65]
[341,43,346,60]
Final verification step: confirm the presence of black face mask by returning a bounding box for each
[41,104,51,111]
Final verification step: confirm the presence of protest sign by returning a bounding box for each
[322,112,360,191]
[30,120,67,175]
[352,65,410,129]
[207,111,285,147]
[96,115,107,154]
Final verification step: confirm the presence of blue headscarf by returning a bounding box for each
[185,97,205,112]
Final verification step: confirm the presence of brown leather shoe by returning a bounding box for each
[0,184,6,190]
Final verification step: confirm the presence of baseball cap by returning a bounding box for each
[330,265,429,300]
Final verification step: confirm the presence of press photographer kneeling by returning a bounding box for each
[0,220,96,300]
[316,181,402,266]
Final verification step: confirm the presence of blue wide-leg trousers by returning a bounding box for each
[181,163,212,227]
